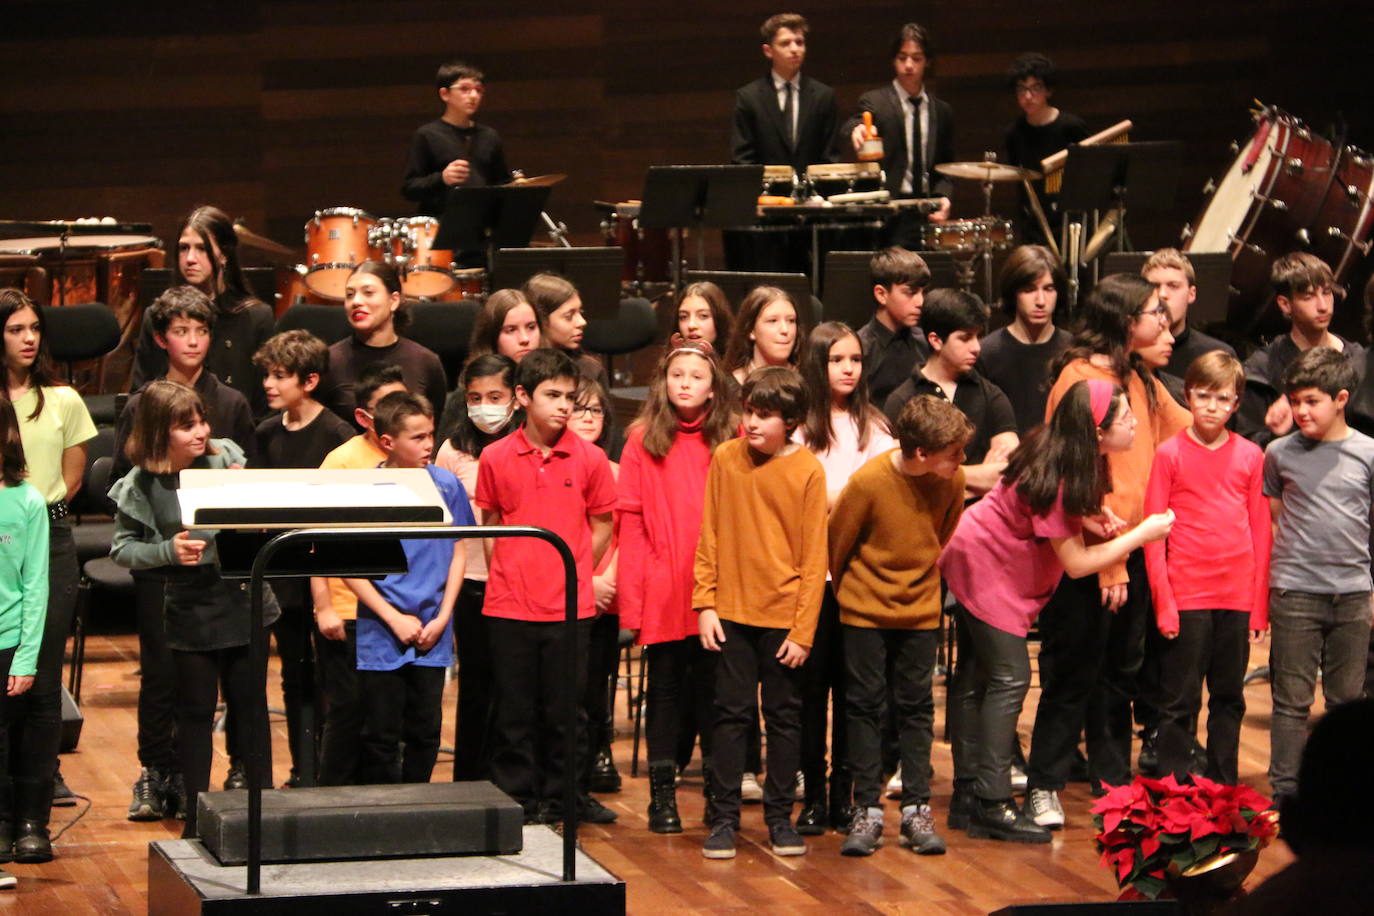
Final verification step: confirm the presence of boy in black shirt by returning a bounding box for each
[253,330,356,787]
[401,60,513,219]
[856,247,932,409]
[1003,54,1089,246]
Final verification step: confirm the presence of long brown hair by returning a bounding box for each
[124,380,220,474]
[632,345,736,458]
[673,282,734,346]
[0,289,60,421]
[0,397,27,487]
[1049,273,1159,413]
[723,285,806,375]
[177,205,265,314]
[468,288,544,359]
[799,321,889,452]
[1002,379,1119,516]
[998,244,1064,318]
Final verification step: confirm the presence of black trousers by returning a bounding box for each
[844,624,938,809]
[1027,550,1152,791]
[270,584,318,784]
[452,579,493,781]
[134,571,177,769]
[358,664,446,784]
[173,642,270,837]
[488,617,591,818]
[315,620,362,786]
[645,636,716,765]
[583,611,620,765]
[8,519,78,782]
[710,620,802,827]
[1156,609,1249,784]
[800,586,847,799]
[948,604,1031,801]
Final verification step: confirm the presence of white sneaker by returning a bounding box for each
[0,868,15,890]
[885,765,903,800]
[1027,788,1065,829]
[1010,764,1028,792]
[741,772,763,803]
[794,770,805,801]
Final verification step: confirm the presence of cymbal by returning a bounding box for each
[935,161,1042,182]
[505,173,567,188]
[232,223,296,262]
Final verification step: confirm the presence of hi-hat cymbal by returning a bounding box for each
[233,223,296,262]
[505,173,567,188]
[935,161,1042,182]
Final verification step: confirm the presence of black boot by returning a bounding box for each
[795,779,827,835]
[967,797,1051,844]
[13,778,54,864]
[947,780,978,831]
[0,777,13,864]
[829,768,857,833]
[647,762,682,834]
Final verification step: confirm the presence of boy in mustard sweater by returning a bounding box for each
[829,395,972,857]
[695,367,828,860]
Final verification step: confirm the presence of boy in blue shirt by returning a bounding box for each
[345,391,472,783]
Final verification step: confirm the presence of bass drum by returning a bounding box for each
[1184,108,1349,332]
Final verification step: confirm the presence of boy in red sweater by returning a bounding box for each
[828,395,971,857]
[1143,351,1269,783]
[695,367,827,859]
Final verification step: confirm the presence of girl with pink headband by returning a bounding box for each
[938,378,1175,842]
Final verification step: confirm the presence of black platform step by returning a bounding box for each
[197,781,523,865]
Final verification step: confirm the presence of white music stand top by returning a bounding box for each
[177,468,452,530]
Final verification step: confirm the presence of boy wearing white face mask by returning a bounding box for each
[435,353,523,781]
[253,330,356,788]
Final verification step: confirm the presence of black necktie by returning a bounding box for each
[910,95,924,193]
[783,82,796,148]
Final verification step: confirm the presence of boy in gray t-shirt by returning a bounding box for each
[1262,347,1374,803]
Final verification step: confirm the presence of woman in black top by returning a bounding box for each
[130,206,275,419]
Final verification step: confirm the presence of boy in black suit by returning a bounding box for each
[844,23,955,247]
[730,13,838,176]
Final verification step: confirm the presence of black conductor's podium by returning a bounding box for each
[148,469,624,916]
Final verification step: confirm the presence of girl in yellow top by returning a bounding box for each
[1,290,96,864]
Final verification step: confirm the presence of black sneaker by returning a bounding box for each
[769,821,807,856]
[795,800,827,836]
[52,765,77,807]
[127,767,167,821]
[840,807,883,856]
[223,761,248,791]
[165,772,189,821]
[899,804,946,855]
[702,822,737,859]
[578,794,619,824]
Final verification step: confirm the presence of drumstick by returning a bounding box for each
[1040,119,1133,175]
[1020,178,1061,261]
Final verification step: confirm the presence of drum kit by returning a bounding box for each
[920,158,1033,297]
[1184,103,1374,333]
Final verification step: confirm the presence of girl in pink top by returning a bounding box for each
[940,379,1174,842]
[434,353,522,781]
[1143,351,1269,784]
[618,342,736,833]
[794,321,896,834]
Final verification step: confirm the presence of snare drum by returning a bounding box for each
[599,202,671,288]
[453,268,486,300]
[394,217,456,299]
[922,218,1013,254]
[303,208,379,300]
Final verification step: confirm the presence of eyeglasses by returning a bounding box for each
[571,405,605,418]
[1137,304,1171,324]
[1188,389,1238,409]
[1015,82,1048,96]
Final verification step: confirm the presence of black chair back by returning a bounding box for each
[275,303,351,344]
[406,300,480,384]
[43,303,122,363]
[584,297,658,357]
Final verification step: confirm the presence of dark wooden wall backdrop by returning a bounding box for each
[2,0,1370,285]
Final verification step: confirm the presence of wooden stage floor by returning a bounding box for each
[10,627,1294,914]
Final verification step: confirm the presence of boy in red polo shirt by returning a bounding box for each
[476,348,618,824]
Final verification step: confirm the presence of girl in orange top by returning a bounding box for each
[1023,274,1191,828]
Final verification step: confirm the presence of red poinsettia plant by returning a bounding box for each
[1092,774,1279,900]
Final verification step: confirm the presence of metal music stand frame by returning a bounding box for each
[233,524,581,896]
[638,165,763,291]
[1058,141,1183,311]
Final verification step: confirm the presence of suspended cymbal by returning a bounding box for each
[232,223,296,263]
[935,161,1042,182]
[505,173,567,188]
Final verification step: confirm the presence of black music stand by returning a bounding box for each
[433,186,552,266]
[491,247,624,321]
[639,165,763,288]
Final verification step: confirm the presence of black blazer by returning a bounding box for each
[731,74,839,174]
[843,84,955,199]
